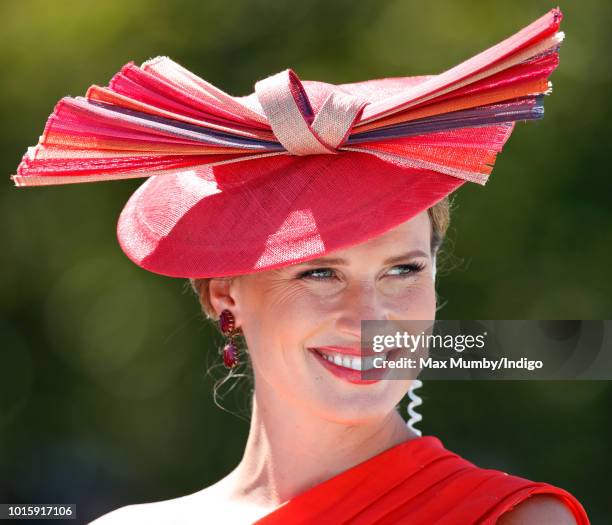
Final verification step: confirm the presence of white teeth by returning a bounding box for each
[315,349,381,371]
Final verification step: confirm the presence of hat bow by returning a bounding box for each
[255,69,367,155]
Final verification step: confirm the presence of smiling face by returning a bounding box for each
[209,210,437,425]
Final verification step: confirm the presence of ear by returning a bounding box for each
[208,277,242,325]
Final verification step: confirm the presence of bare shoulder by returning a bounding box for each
[88,499,192,525]
[497,494,577,525]
[88,488,216,525]
[86,476,265,525]
[88,502,160,525]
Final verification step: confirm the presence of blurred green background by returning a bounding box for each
[1,0,610,523]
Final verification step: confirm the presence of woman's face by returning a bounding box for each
[216,211,436,424]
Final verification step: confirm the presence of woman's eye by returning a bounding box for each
[298,268,336,280]
[387,262,426,277]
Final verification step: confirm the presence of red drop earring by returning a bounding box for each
[219,309,240,369]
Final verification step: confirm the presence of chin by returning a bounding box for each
[306,389,403,425]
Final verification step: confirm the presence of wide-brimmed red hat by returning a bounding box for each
[12,9,563,278]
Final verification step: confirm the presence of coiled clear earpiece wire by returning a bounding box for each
[405,257,433,436]
[406,379,424,436]
[405,257,435,436]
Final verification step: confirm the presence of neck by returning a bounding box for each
[224,379,418,509]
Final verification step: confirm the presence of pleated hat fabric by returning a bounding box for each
[12,9,564,278]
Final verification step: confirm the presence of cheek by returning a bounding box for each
[242,285,332,404]
[241,282,324,364]
[261,284,324,334]
[385,278,437,319]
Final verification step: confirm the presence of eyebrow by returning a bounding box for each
[297,249,430,267]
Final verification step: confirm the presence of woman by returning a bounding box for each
[97,207,585,525]
[12,7,590,524]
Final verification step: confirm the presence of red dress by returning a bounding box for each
[253,435,589,524]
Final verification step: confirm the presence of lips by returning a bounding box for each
[308,346,399,385]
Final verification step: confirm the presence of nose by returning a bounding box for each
[334,280,388,339]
